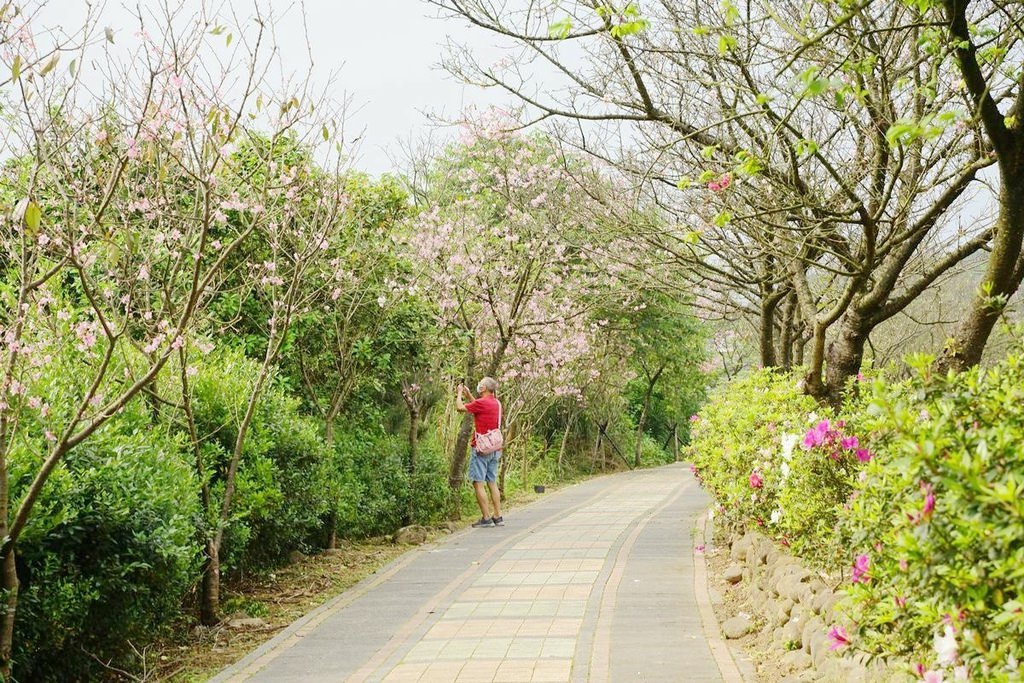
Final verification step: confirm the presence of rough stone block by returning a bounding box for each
[801,616,824,655]
[722,614,755,639]
[781,649,812,673]
[773,598,795,627]
[724,563,744,584]
[393,524,429,545]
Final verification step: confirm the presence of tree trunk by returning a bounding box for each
[403,407,419,526]
[672,424,679,462]
[939,176,1024,370]
[823,310,870,408]
[634,392,651,468]
[556,415,572,471]
[447,415,474,505]
[778,293,797,370]
[0,548,18,681]
[759,294,781,368]
[802,324,828,400]
[200,540,220,626]
[326,513,338,551]
[407,408,419,475]
[324,412,338,548]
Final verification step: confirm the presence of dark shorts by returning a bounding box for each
[469,449,501,483]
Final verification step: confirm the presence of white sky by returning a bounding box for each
[37,0,510,176]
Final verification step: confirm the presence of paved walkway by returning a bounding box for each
[212,463,741,682]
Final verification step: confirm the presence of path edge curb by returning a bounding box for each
[693,508,753,683]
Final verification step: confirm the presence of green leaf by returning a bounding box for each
[209,25,225,35]
[24,200,41,233]
[795,139,819,157]
[549,17,573,39]
[713,211,732,227]
[104,26,115,43]
[38,53,59,77]
[11,54,21,81]
[718,34,736,56]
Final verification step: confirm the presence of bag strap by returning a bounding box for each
[497,399,502,429]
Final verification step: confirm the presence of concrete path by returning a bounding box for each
[212,463,742,682]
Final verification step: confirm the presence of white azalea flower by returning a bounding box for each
[770,509,781,525]
[781,433,799,461]
[934,624,958,667]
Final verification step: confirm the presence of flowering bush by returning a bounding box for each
[840,354,1024,681]
[687,369,818,531]
[693,348,1024,680]
[688,369,874,566]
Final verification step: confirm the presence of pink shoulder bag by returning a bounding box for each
[475,400,504,455]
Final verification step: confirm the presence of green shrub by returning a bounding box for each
[841,355,1024,681]
[331,423,410,538]
[408,436,454,526]
[11,408,199,680]
[188,348,334,572]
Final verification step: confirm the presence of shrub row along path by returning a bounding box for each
[212,463,743,682]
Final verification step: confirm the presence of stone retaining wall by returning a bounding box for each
[720,531,911,683]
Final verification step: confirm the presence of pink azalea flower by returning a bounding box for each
[827,625,850,650]
[689,414,700,422]
[922,670,944,683]
[921,482,936,521]
[855,448,872,462]
[841,436,860,450]
[803,420,830,448]
[749,471,763,489]
[895,595,907,608]
[852,554,870,583]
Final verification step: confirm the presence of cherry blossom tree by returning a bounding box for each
[0,1,345,668]
[407,117,635,499]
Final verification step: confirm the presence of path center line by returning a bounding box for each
[584,477,694,683]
